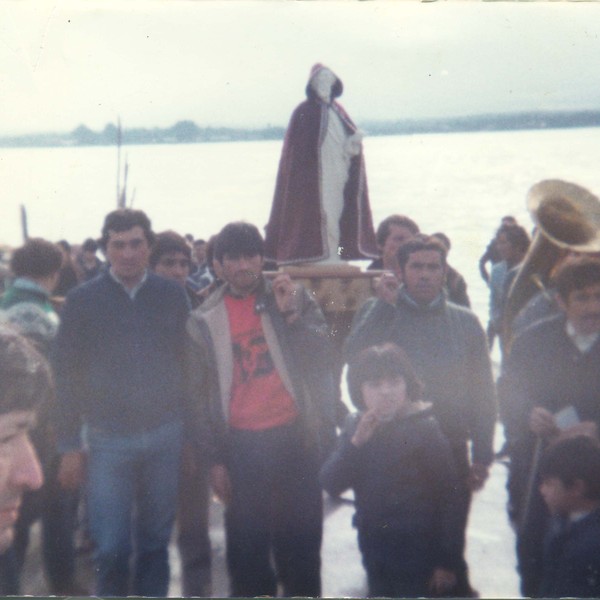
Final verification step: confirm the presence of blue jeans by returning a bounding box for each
[86,420,183,597]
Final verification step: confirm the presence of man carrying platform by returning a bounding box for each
[186,221,336,597]
[345,235,497,597]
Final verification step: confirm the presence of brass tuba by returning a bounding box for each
[503,179,600,350]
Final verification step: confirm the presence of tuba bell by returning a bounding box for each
[502,179,600,351]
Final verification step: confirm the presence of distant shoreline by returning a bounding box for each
[2,110,599,149]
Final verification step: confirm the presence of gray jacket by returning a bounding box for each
[185,278,337,465]
[344,288,497,469]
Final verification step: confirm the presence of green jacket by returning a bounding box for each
[0,277,59,354]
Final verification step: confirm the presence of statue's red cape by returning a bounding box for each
[264,97,378,265]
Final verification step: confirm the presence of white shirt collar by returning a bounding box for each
[109,268,148,299]
[566,320,599,354]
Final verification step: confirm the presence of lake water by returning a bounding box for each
[2,126,600,328]
[10,127,600,597]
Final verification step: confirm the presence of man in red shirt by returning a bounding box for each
[186,222,336,597]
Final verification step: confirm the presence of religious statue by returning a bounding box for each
[265,64,378,265]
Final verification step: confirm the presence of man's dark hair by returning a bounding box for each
[10,238,63,279]
[539,436,600,501]
[376,215,420,247]
[193,239,206,248]
[431,232,451,252]
[496,224,531,254]
[82,238,99,253]
[552,256,600,302]
[0,325,54,415]
[397,235,447,271]
[347,343,424,411]
[214,222,264,262]
[99,209,155,251]
[149,231,191,269]
[57,239,71,253]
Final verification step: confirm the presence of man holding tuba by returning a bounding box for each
[498,180,600,597]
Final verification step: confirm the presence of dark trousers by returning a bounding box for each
[516,489,548,597]
[177,453,212,597]
[225,422,323,597]
[2,463,79,595]
[358,527,432,598]
[447,441,475,598]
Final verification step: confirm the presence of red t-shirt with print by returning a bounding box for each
[224,294,299,431]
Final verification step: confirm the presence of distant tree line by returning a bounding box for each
[1,111,600,148]
[362,110,600,136]
[0,120,286,148]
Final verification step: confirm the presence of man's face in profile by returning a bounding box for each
[0,410,43,553]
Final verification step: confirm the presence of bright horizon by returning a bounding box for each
[2,1,600,137]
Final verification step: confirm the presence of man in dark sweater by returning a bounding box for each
[499,256,600,597]
[345,236,497,597]
[53,209,190,597]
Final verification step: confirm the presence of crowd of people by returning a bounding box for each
[1,200,600,599]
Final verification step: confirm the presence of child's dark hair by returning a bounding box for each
[552,257,600,302]
[539,435,600,500]
[347,343,424,410]
[0,325,54,415]
[214,222,264,262]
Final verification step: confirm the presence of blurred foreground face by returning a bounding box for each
[154,251,191,288]
[0,410,43,553]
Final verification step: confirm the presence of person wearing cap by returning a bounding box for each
[265,63,378,265]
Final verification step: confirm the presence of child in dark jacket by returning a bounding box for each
[320,343,464,598]
[538,435,600,598]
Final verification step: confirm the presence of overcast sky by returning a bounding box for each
[2,1,600,136]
